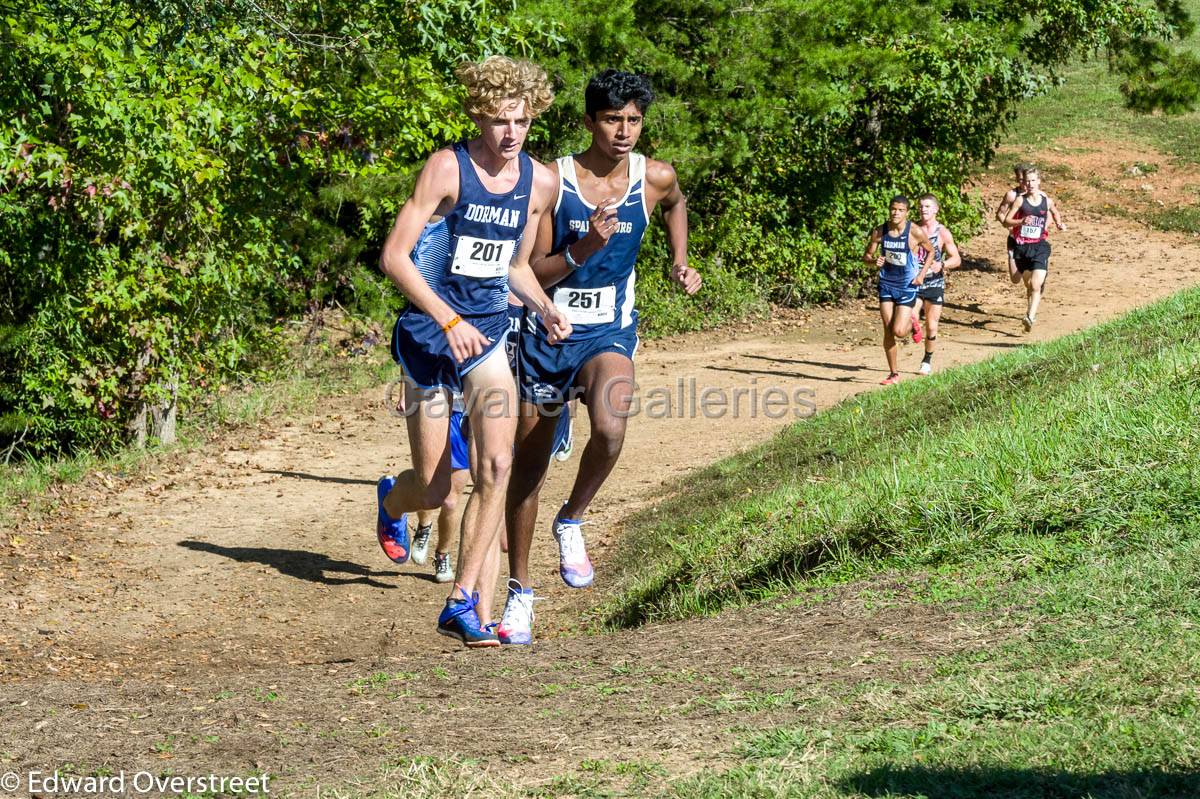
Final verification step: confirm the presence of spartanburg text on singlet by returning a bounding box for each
[408,142,533,316]
[536,153,650,338]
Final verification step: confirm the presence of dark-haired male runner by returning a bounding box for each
[995,163,1028,284]
[862,196,935,385]
[500,69,701,645]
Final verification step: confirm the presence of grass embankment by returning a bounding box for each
[576,288,1200,797]
[601,288,1200,625]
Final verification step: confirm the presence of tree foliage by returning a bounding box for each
[0,0,1194,455]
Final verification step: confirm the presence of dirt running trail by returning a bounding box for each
[3,144,1200,791]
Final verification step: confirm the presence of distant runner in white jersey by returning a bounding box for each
[911,194,961,374]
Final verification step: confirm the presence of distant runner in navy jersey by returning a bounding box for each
[863,196,935,385]
[375,56,571,648]
[1003,167,1066,331]
[911,194,961,375]
[499,70,701,645]
[995,164,1028,284]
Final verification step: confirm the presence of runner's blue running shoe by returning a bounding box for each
[437,587,499,648]
[376,476,409,564]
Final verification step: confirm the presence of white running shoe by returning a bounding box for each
[496,579,537,645]
[433,552,454,583]
[918,361,932,375]
[410,523,433,565]
[552,514,594,588]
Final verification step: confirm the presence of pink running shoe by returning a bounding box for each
[912,317,923,344]
[880,372,901,386]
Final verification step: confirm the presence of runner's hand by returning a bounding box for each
[541,304,573,345]
[912,269,926,287]
[671,264,702,295]
[875,255,886,268]
[577,199,620,256]
[444,319,490,363]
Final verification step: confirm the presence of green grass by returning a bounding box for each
[665,536,1200,797]
[598,287,1200,627]
[1004,0,1200,163]
[1150,204,1200,233]
[559,287,1200,797]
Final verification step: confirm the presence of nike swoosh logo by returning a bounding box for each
[513,194,528,200]
[624,199,640,206]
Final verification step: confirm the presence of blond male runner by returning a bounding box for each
[375,56,571,647]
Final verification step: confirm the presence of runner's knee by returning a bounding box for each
[474,448,513,489]
[588,420,627,459]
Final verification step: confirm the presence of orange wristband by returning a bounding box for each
[441,315,462,333]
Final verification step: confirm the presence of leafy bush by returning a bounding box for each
[1,0,1195,455]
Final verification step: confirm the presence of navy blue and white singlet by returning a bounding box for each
[392,142,533,391]
[879,222,919,288]
[544,153,649,336]
[518,153,649,405]
[411,142,533,316]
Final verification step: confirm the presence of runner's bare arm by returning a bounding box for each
[530,161,618,289]
[649,159,700,294]
[863,227,884,267]
[380,150,465,328]
[510,163,572,344]
[1002,202,1025,228]
[1048,196,1066,231]
[995,189,1017,224]
[940,227,962,271]
[380,149,491,362]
